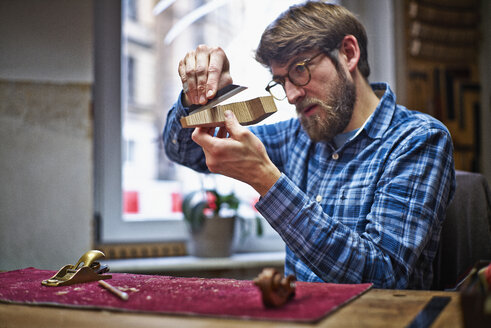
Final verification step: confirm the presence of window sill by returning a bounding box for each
[102,251,285,275]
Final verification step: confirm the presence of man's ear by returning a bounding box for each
[339,35,360,74]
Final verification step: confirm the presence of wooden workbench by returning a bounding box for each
[0,288,462,328]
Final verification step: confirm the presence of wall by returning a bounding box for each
[0,0,489,272]
[343,0,396,87]
[0,0,94,270]
[349,0,491,183]
[479,0,491,182]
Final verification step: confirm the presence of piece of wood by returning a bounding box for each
[180,96,277,128]
[253,268,296,308]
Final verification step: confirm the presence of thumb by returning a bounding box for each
[223,110,243,136]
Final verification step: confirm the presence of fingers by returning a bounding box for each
[195,47,211,104]
[191,127,215,152]
[178,45,232,107]
[215,126,228,138]
[223,110,245,139]
[178,58,191,106]
[178,55,195,106]
[191,114,281,196]
[192,112,246,152]
[207,47,231,97]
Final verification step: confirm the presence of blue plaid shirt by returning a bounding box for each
[163,83,455,289]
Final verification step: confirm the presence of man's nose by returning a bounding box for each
[284,79,305,104]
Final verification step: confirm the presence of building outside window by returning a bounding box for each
[95,0,324,250]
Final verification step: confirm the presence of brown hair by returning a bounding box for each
[255,1,370,79]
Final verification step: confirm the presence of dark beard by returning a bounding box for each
[296,70,356,143]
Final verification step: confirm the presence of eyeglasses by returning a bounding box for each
[265,52,324,101]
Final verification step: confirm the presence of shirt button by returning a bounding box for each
[316,195,322,202]
[172,138,177,145]
[332,153,339,160]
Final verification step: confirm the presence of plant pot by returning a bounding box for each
[187,216,236,257]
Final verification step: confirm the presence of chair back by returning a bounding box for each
[432,170,491,290]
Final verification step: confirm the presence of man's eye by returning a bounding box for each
[291,64,307,75]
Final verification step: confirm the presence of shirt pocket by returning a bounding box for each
[333,181,375,231]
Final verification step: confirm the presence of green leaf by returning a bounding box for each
[188,200,208,233]
[181,191,199,221]
[255,216,263,237]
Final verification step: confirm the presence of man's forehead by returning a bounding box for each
[270,51,317,74]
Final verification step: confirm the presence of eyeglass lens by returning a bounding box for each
[267,56,316,100]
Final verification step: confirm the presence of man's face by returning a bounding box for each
[270,52,356,143]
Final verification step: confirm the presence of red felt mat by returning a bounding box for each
[0,268,372,323]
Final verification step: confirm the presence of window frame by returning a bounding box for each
[94,0,188,243]
[93,0,284,252]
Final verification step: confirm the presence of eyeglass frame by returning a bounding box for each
[264,52,325,101]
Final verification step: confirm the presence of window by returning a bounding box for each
[94,0,311,250]
[125,56,135,103]
[125,0,138,21]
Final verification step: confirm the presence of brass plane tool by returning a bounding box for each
[41,250,111,287]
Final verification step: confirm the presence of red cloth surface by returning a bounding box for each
[0,268,372,323]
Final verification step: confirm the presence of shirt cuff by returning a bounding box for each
[255,173,310,230]
[164,91,194,157]
[176,90,190,117]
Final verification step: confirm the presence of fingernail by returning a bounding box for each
[224,110,232,118]
[207,90,214,98]
[200,95,206,104]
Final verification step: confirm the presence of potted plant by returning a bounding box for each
[182,189,261,257]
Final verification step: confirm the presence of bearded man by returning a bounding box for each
[163,2,455,289]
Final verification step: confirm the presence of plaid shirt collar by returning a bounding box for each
[361,82,396,140]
